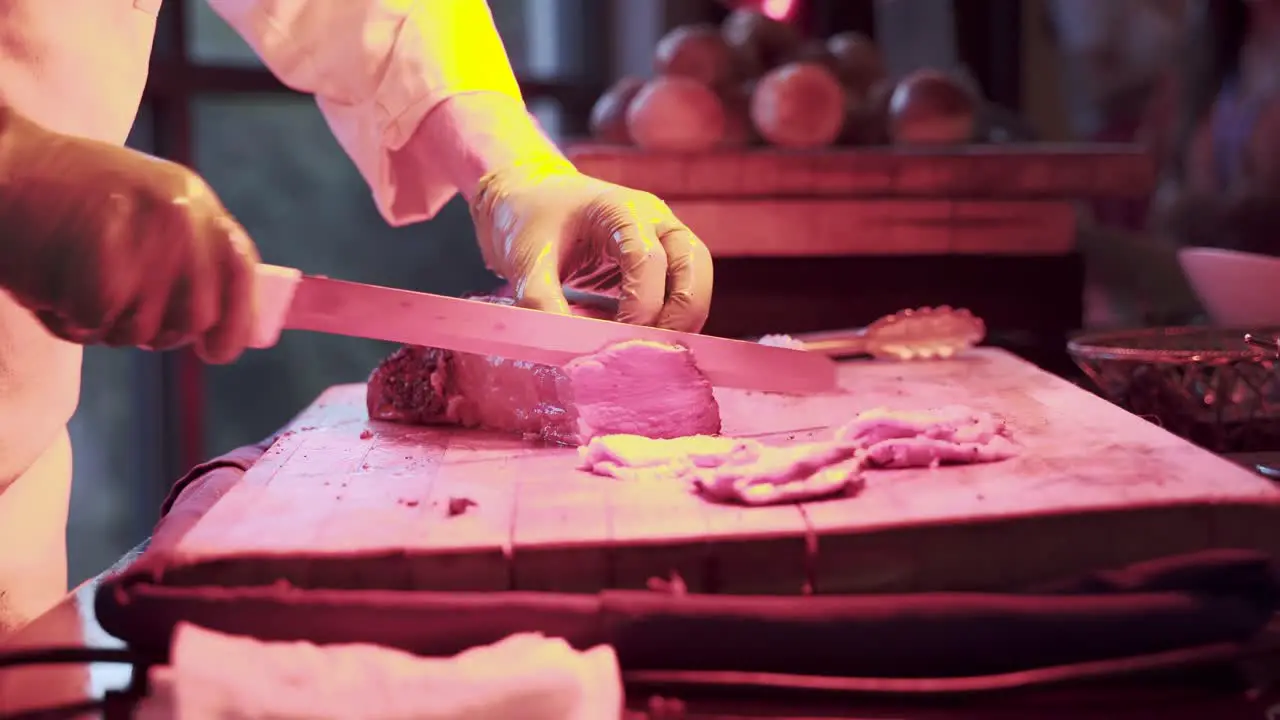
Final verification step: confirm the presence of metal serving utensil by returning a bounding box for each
[1244,332,1280,357]
[560,288,985,361]
[759,306,987,360]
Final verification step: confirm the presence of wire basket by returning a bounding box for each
[1068,326,1280,453]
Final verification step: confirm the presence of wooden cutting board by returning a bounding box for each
[166,349,1280,595]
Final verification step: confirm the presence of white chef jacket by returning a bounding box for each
[0,0,560,634]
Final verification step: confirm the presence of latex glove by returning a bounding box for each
[469,164,714,333]
[0,106,258,363]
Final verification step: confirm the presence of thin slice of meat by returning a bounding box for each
[566,341,721,441]
[579,435,762,481]
[858,434,1019,467]
[579,434,863,506]
[693,442,864,505]
[837,405,1019,468]
[579,406,1016,506]
[366,297,721,446]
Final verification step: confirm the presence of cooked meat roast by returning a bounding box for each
[366,297,722,446]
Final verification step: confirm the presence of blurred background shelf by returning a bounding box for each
[568,143,1155,199]
[567,143,1153,375]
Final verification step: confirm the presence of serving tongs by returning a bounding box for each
[759,306,987,360]
[562,288,984,360]
[1245,332,1280,357]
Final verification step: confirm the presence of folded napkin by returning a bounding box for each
[145,623,621,719]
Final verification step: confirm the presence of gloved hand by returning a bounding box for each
[0,106,259,363]
[469,164,714,333]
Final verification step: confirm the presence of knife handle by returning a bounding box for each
[562,287,618,315]
[251,264,303,349]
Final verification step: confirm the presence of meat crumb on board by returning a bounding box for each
[447,497,478,517]
[580,406,1018,506]
[579,434,862,506]
[646,572,689,596]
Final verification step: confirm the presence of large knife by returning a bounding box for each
[251,265,839,394]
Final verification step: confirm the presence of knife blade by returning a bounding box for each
[251,264,838,394]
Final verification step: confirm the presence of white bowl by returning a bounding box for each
[1178,247,1280,326]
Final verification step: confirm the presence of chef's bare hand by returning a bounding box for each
[469,166,714,333]
[0,106,259,364]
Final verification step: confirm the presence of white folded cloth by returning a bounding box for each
[140,623,622,719]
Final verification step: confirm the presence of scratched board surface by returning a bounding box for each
[167,349,1280,595]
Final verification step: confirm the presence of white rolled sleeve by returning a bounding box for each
[205,0,544,225]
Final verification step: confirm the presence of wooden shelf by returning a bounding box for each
[567,144,1157,200]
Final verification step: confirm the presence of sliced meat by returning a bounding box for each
[837,405,1019,468]
[579,405,1016,506]
[579,434,862,506]
[859,434,1019,467]
[565,340,721,442]
[692,441,863,505]
[579,435,761,481]
[838,406,1004,445]
[366,298,721,446]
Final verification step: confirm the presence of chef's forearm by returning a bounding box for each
[409,92,573,204]
[206,0,555,224]
[392,0,573,200]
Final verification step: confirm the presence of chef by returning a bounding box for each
[0,0,712,635]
